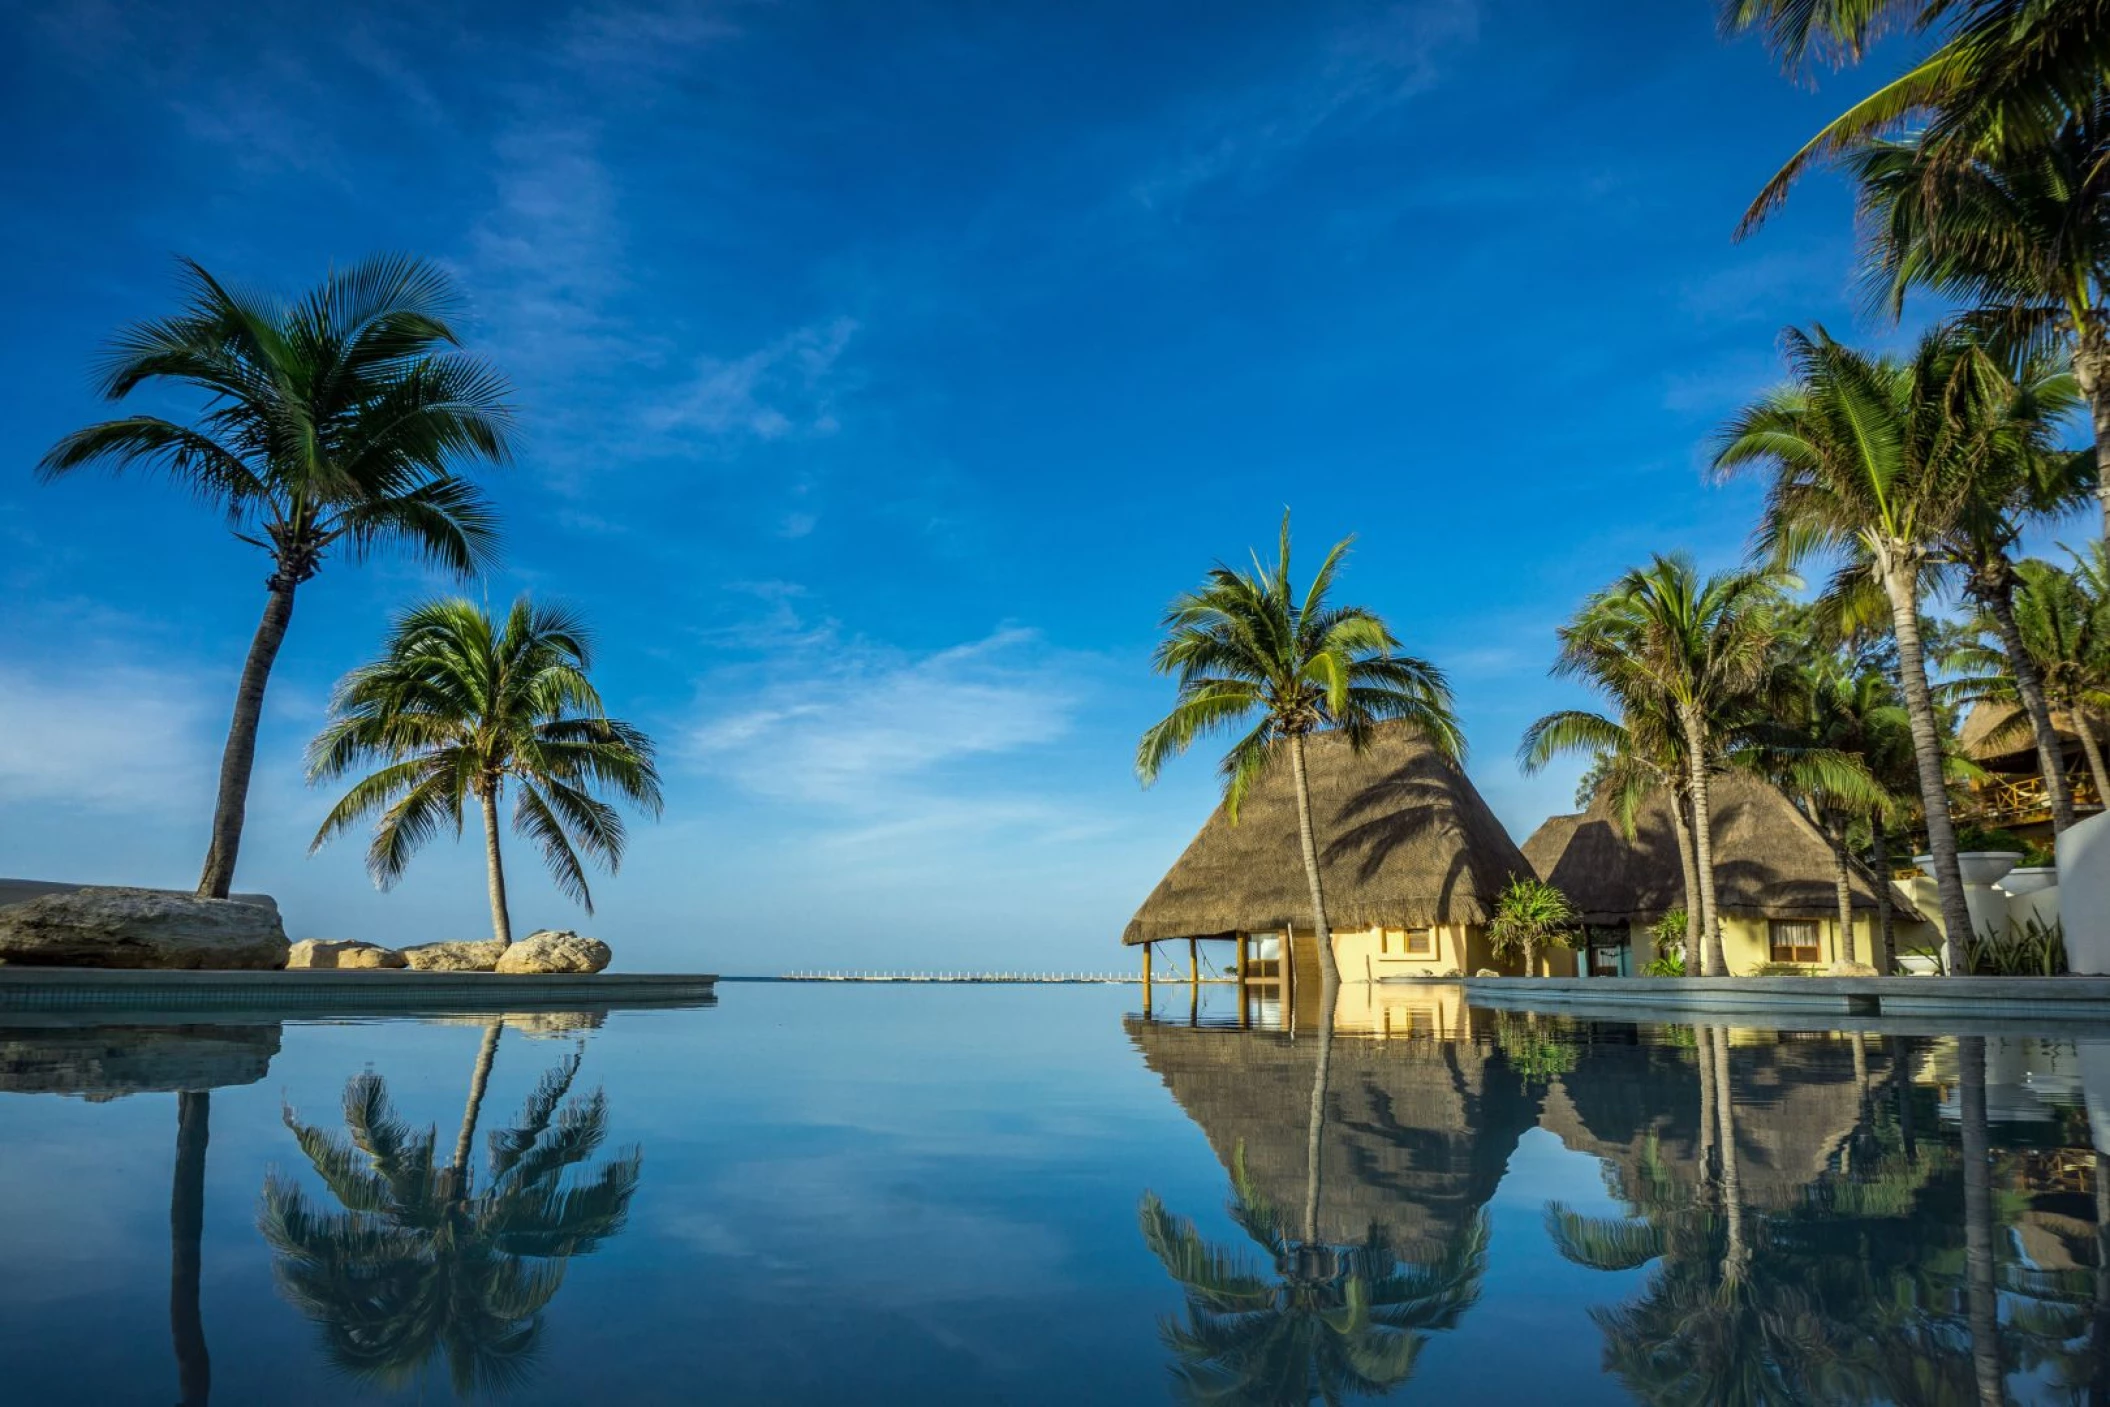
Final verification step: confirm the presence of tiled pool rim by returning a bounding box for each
[0,967,717,1012]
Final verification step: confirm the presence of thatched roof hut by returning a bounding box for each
[1126,1016,1541,1251]
[1124,723,1533,945]
[1521,771,1913,926]
[1958,701,2087,770]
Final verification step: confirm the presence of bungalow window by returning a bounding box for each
[1378,928,1436,958]
[1769,920,1822,965]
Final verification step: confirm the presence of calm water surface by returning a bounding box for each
[1,981,2105,1404]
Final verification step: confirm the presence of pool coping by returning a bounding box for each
[1454,973,2110,1019]
[0,967,717,1013]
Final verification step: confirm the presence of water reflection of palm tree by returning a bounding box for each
[1140,1149,1488,1403]
[171,1090,211,1406]
[260,1039,640,1397]
[1140,973,1489,1402]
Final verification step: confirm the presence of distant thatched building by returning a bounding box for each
[1522,771,1930,975]
[1956,702,2105,837]
[1125,722,1565,986]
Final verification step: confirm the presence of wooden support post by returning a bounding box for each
[1142,943,1153,1017]
[1188,937,1199,987]
[1283,923,1296,1030]
[1237,933,1251,1028]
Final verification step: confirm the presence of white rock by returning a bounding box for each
[495,930,612,975]
[0,886,287,970]
[400,938,508,972]
[286,939,408,971]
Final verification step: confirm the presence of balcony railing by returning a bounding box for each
[1959,768,2103,826]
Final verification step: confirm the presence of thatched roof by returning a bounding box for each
[1124,724,1533,944]
[1521,770,1915,925]
[1958,702,2087,769]
[1126,1016,1541,1252]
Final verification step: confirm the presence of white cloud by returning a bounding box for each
[648,317,859,445]
[1135,0,1480,207]
[0,663,217,814]
[690,627,1078,807]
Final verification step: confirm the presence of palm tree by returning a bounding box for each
[260,1054,641,1397]
[1137,515,1462,990]
[171,1091,211,1406]
[1139,1150,1489,1404]
[1947,553,2110,803]
[1550,556,1786,977]
[1846,100,2110,543]
[308,597,662,947]
[1485,876,1578,977]
[37,256,513,898]
[1715,326,2017,968]
[1521,701,1707,960]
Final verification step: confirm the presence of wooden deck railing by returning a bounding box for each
[1960,768,2102,827]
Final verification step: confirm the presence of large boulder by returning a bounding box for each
[495,930,612,975]
[400,938,507,972]
[0,887,287,970]
[286,939,408,971]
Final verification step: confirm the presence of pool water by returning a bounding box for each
[1,981,2104,1404]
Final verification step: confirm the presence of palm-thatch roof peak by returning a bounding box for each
[1124,722,1531,944]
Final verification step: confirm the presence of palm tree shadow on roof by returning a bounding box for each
[1322,757,1475,924]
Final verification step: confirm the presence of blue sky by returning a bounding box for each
[1,0,2070,974]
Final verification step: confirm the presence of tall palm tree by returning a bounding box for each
[1550,557,1786,977]
[171,1090,211,1407]
[36,256,514,898]
[1947,553,2110,803]
[308,597,662,947]
[1137,515,1462,990]
[1846,101,2110,543]
[1521,701,1706,959]
[260,1054,641,1397]
[1715,326,2016,967]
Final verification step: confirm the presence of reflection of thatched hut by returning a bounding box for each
[1956,703,2105,836]
[1522,772,1930,975]
[1538,1032,1892,1209]
[1126,1015,1543,1252]
[1125,723,1561,987]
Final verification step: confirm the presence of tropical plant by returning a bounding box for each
[1644,911,1691,976]
[261,1052,641,1398]
[1714,325,2025,968]
[1136,515,1463,990]
[1485,876,1578,976]
[1139,1146,1489,1405]
[1947,554,2110,803]
[308,597,662,947]
[1549,556,1788,976]
[36,256,513,897]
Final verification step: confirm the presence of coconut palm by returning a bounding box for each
[1550,556,1787,977]
[308,597,662,947]
[1486,876,1578,977]
[1136,515,1462,990]
[171,1091,211,1407]
[1846,100,2110,544]
[1714,325,2019,968]
[1139,1150,1489,1405]
[36,256,513,898]
[260,1054,641,1398]
[1522,701,1707,958]
[1947,553,2110,803]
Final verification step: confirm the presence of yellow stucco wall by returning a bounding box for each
[1616,911,1939,975]
[1329,924,1577,980]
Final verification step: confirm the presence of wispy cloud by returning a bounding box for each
[0,663,216,814]
[647,317,859,446]
[1134,0,1480,208]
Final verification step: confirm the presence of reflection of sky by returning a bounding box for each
[0,990,2087,1403]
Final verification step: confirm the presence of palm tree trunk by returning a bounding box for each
[1959,1035,2005,1406]
[1871,819,1896,973]
[2073,319,2110,541]
[1301,975,1337,1246]
[171,1091,210,1407]
[197,582,297,898]
[2078,707,2110,813]
[1680,710,1725,976]
[1826,814,1857,966]
[1710,1025,1746,1282]
[480,787,513,948]
[1288,734,1342,989]
[450,1020,504,1196]
[1981,566,2076,831]
[1883,561,1973,972]
[1696,1023,1717,1173]
[1670,793,1702,960]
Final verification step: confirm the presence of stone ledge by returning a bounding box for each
[1459,974,2110,1019]
[0,967,716,1013]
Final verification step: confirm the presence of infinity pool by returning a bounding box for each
[0,982,2101,1403]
